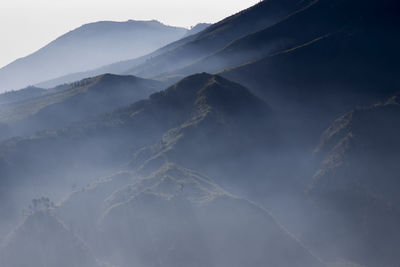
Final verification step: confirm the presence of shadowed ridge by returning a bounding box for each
[0,73,164,140]
[150,72,269,115]
[123,0,312,78]
[307,93,400,265]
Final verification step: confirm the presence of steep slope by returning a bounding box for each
[0,73,163,140]
[0,20,187,92]
[178,0,398,77]
[216,0,400,149]
[57,163,323,267]
[37,0,311,88]
[220,0,400,135]
[121,0,313,78]
[0,210,103,267]
[306,94,400,266]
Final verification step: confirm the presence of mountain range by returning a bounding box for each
[0,0,399,266]
[0,20,187,92]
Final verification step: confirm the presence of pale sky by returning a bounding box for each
[0,0,260,68]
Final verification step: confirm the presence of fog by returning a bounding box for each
[1,70,398,267]
[0,0,399,266]
[0,73,326,267]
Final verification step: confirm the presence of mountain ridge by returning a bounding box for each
[0,20,187,92]
[0,73,164,141]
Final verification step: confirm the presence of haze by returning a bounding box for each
[0,0,259,68]
[0,0,399,266]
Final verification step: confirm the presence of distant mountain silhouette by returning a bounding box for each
[0,20,186,92]
[41,0,400,137]
[123,0,313,78]
[35,23,210,88]
[41,0,311,87]
[0,73,163,140]
[307,94,400,266]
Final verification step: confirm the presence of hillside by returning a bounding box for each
[37,0,314,87]
[54,163,323,267]
[44,0,310,87]
[0,73,163,140]
[306,94,400,266]
[0,73,279,234]
[0,86,46,106]
[35,27,204,88]
[0,1,399,266]
[219,0,400,144]
[41,0,400,141]
[123,0,312,78]
[0,20,187,92]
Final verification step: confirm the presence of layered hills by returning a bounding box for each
[306,94,400,266]
[0,20,187,91]
[0,74,278,233]
[0,73,323,266]
[0,74,163,140]
[40,0,313,87]
[0,1,399,266]
[41,0,400,143]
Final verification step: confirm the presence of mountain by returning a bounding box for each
[0,73,322,266]
[0,73,278,232]
[53,163,323,267]
[0,20,187,92]
[92,0,399,139]
[306,93,400,266]
[1,1,399,265]
[216,0,400,144]
[128,73,279,186]
[35,25,207,89]
[122,0,313,78]
[0,210,103,267]
[41,0,311,87]
[0,73,163,140]
[42,0,400,140]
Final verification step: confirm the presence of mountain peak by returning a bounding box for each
[153,73,267,106]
